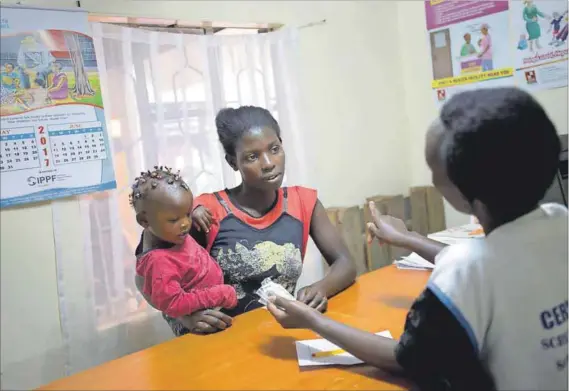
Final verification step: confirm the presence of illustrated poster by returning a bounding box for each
[0,6,116,208]
[425,0,515,107]
[510,0,568,92]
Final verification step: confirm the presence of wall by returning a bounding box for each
[396,1,568,227]
[0,1,567,389]
[0,203,66,389]
[0,1,411,389]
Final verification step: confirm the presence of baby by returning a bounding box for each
[131,166,237,329]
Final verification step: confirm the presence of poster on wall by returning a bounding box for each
[510,0,568,92]
[0,6,116,208]
[425,0,515,107]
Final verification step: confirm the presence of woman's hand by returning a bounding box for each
[178,309,232,334]
[308,199,356,300]
[267,296,321,329]
[297,283,328,312]
[366,201,410,247]
[192,206,213,233]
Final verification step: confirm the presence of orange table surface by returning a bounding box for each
[38,265,431,390]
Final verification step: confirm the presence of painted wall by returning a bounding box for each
[0,1,566,389]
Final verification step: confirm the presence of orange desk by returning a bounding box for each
[39,266,431,390]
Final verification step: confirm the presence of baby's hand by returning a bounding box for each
[192,206,213,233]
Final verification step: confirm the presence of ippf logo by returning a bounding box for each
[27,175,56,187]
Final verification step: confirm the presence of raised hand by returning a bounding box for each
[366,201,409,247]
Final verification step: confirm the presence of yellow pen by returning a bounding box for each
[312,348,346,358]
[469,227,484,236]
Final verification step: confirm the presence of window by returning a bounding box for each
[86,18,285,329]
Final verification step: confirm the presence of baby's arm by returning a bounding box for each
[152,278,237,318]
[138,254,237,318]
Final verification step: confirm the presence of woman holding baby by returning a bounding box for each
[152,106,357,336]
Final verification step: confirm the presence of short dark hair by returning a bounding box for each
[215,106,281,156]
[129,165,190,212]
[439,87,560,216]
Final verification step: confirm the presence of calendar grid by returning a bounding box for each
[48,123,108,167]
[0,164,41,174]
[1,128,41,173]
[1,122,108,172]
[0,7,117,210]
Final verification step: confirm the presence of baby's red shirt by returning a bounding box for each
[136,235,237,318]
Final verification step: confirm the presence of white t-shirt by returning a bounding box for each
[428,203,568,390]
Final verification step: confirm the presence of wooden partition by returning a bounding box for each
[409,186,446,235]
[325,186,446,274]
[325,207,367,276]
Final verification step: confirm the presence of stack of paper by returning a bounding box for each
[427,223,484,245]
[295,331,393,367]
[393,224,485,270]
[394,252,434,270]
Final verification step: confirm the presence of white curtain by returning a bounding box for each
[51,22,317,376]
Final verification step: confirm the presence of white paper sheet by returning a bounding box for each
[428,224,484,240]
[394,263,433,271]
[295,330,393,367]
[393,224,484,271]
[394,252,435,270]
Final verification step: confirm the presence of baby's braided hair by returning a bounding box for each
[129,165,190,209]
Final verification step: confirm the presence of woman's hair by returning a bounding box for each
[439,87,560,216]
[215,106,281,156]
